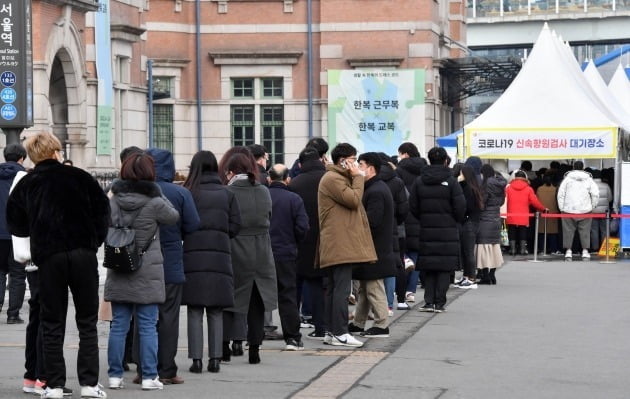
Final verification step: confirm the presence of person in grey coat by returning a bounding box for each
[105,153,179,391]
[221,151,278,365]
[182,151,241,374]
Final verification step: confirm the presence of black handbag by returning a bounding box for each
[103,208,157,273]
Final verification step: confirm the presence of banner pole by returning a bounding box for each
[540,212,554,258]
[529,212,544,263]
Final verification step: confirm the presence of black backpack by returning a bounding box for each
[103,206,157,273]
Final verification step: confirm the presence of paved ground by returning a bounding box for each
[1,253,629,398]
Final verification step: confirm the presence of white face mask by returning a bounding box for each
[397,156,402,163]
[357,170,366,177]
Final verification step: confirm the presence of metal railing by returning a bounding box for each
[468,0,630,18]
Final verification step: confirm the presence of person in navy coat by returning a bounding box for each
[268,164,309,350]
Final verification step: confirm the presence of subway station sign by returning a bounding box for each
[0,0,33,128]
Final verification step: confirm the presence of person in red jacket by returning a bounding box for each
[505,170,548,255]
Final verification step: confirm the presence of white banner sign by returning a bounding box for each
[465,128,618,159]
[327,69,425,156]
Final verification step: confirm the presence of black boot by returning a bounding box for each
[221,341,231,362]
[189,359,202,373]
[489,268,496,285]
[509,240,517,256]
[519,240,528,255]
[232,340,244,356]
[208,358,220,373]
[249,344,261,364]
[477,268,491,285]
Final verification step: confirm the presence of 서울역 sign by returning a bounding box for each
[0,0,33,128]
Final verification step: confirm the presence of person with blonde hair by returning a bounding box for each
[7,132,110,399]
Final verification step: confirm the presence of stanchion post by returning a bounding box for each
[529,212,544,263]
[600,209,616,264]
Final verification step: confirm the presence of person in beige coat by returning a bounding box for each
[318,143,377,348]
[536,172,560,254]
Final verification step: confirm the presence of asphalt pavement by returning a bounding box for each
[1,253,629,399]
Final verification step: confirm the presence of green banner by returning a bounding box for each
[96,105,112,153]
[327,69,425,155]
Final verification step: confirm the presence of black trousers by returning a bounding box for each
[304,276,327,334]
[0,239,27,318]
[157,283,183,379]
[423,270,451,308]
[395,264,407,303]
[325,264,353,336]
[247,283,265,346]
[275,260,301,341]
[39,249,100,388]
[24,269,44,381]
[460,221,479,278]
[508,224,528,242]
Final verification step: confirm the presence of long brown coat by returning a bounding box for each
[536,184,559,234]
[317,164,377,268]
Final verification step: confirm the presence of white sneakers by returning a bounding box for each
[108,377,123,389]
[323,333,333,345]
[405,292,415,302]
[41,387,64,399]
[331,333,364,347]
[141,377,164,391]
[80,384,107,398]
[565,249,591,261]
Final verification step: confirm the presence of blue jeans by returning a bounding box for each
[405,251,420,293]
[108,303,158,379]
[384,277,395,308]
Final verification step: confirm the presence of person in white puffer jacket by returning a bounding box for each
[556,161,599,260]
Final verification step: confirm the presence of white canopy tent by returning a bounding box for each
[463,23,624,161]
[608,64,630,114]
[583,61,630,131]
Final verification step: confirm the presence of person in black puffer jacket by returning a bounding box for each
[396,142,427,302]
[409,147,466,313]
[182,151,241,374]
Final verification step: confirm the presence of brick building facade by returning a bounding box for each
[18,0,466,172]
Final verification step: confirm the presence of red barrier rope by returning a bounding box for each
[500,213,630,218]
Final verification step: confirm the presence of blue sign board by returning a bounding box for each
[1,104,17,120]
[1,87,16,103]
[0,1,33,128]
[0,71,16,87]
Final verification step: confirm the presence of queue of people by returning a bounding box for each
[1,131,617,398]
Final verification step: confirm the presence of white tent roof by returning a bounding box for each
[608,64,630,113]
[466,24,619,129]
[464,23,621,160]
[583,60,630,130]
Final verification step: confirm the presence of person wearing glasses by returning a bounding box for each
[317,143,377,348]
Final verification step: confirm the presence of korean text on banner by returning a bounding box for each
[327,69,425,156]
[465,127,618,159]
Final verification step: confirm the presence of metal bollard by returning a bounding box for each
[539,211,553,258]
[543,213,548,255]
[529,212,544,263]
[600,209,616,264]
